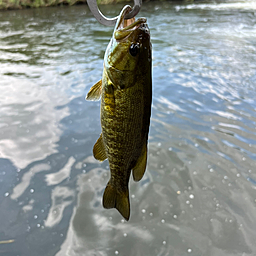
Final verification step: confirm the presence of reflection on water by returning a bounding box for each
[11,163,51,200]
[1,1,256,255]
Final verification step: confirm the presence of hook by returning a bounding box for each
[87,0,142,26]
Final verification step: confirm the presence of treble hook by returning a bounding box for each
[87,0,142,26]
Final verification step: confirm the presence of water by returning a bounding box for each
[0,1,256,255]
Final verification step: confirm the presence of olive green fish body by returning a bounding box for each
[86,5,152,220]
[101,67,150,176]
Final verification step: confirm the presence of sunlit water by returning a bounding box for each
[0,1,256,255]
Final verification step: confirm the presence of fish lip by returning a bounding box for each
[115,5,147,33]
[117,17,147,31]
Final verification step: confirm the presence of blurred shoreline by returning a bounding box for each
[0,0,202,11]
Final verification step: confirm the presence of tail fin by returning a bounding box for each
[103,182,130,221]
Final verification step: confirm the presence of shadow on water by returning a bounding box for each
[1,1,256,256]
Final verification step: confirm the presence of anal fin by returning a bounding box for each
[93,133,107,161]
[132,143,147,182]
[86,80,102,101]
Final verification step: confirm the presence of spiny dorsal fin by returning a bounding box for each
[93,134,107,161]
[103,182,130,221]
[132,143,147,182]
[86,80,102,101]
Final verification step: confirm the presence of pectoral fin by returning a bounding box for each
[132,143,147,182]
[86,80,102,101]
[93,134,107,161]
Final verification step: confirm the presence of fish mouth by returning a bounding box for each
[114,5,147,41]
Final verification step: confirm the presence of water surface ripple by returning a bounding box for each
[0,1,256,256]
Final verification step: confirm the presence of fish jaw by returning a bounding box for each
[114,17,147,41]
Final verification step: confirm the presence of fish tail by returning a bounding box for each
[103,181,130,221]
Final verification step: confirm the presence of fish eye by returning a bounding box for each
[129,43,140,57]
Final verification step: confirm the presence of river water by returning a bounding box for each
[0,1,256,255]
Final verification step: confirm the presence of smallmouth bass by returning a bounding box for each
[86,5,152,221]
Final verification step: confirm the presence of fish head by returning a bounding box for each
[104,5,151,88]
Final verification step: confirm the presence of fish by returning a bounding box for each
[86,5,152,221]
